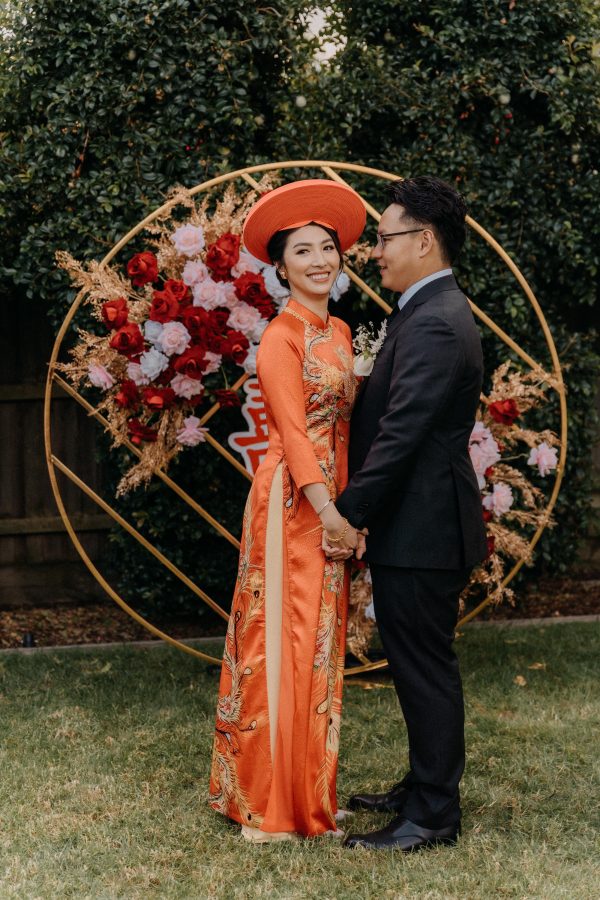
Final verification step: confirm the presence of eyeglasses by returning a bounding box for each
[375,228,424,249]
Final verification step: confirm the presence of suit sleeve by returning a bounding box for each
[336,315,462,528]
[256,325,326,489]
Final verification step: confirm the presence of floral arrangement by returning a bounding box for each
[346,360,560,660]
[57,182,362,495]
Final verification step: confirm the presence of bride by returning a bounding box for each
[209,179,366,841]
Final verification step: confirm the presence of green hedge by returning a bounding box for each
[1,0,598,622]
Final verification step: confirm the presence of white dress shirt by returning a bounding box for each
[397,268,453,311]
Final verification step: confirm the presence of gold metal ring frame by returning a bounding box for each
[44,161,567,674]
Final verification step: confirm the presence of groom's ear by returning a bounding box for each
[417,228,436,258]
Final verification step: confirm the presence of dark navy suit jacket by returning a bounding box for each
[336,274,488,570]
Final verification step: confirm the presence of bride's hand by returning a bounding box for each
[321,531,354,560]
[320,505,358,552]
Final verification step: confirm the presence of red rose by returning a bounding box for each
[127,251,159,287]
[206,232,241,281]
[486,534,496,558]
[114,379,139,408]
[142,386,176,410]
[163,279,192,309]
[149,288,180,323]
[234,271,276,318]
[180,307,223,352]
[155,364,176,387]
[102,297,129,330]
[220,329,249,364]
[482,509,493,523]
[173,345,207,380]
[127,418,158,445]
[215,388,241,408]
[109,322,145,358]
[489,398,519,425]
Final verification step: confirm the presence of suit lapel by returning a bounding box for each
[384,274,459,341]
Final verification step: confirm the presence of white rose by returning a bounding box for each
[157,321,192,356]
[262,265,291,301]
[330,271,351,302]
[139,347,169,380]
[144,320,163,344]
[171,223,205,257]
[353,354,375,376]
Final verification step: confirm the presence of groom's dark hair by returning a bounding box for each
[386,176,467,265]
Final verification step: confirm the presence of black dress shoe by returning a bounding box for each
[343,816,460,851]
[347,782,409,813]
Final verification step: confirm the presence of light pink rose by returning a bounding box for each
[193,277,237,310]
[182,259,209,286]
[242,343,259,375]
[483,482,513,517]
[203,350,222,375]
[231,251,261,278]
[227,301,262,337]
[176,415,209,447]
[88,363,114,390]
[126,361,150,386]
[157,321,192,356]
[171,373,204,400]
[171,223,205,257]
[469,422,501,488]
[528,441,558,477]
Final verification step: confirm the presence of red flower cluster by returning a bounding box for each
[206,233,241,281]
[127,251,159,287]
[234,271,275,319]
[95,236,283,443]
[489,398,520,425]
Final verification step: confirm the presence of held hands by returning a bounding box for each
[319,502,367,561]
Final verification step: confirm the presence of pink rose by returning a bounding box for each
[182,259,209,286]
[193,278,237,310]
[88,363,114,391]
[227,301,263,337]
[469,422,501,488]
[126,361,150,386]
[171,373,205,400]
[176,416,209,447]
[202,350,222,375]
[231,251,261,278]
[528,442,558,477]
[171,223,205,257]
[158,321,192,356]
[482,482,513,517]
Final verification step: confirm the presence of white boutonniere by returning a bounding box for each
[352,320,388,376]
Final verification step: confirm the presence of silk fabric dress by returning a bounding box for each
[209,298,357,836]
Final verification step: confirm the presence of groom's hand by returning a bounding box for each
[355,530,368,561]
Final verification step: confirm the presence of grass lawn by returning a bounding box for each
[0,623,598,899]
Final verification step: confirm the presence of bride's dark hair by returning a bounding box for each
[267,222,343,288]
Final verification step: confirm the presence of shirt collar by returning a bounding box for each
[397,269,453,311]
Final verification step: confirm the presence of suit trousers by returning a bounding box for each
[369,563,472,828]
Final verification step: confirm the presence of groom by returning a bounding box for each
[335,176,488,851]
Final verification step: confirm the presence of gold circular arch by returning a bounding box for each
[44,160,567,673]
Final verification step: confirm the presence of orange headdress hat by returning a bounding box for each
[242,179,366,264]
